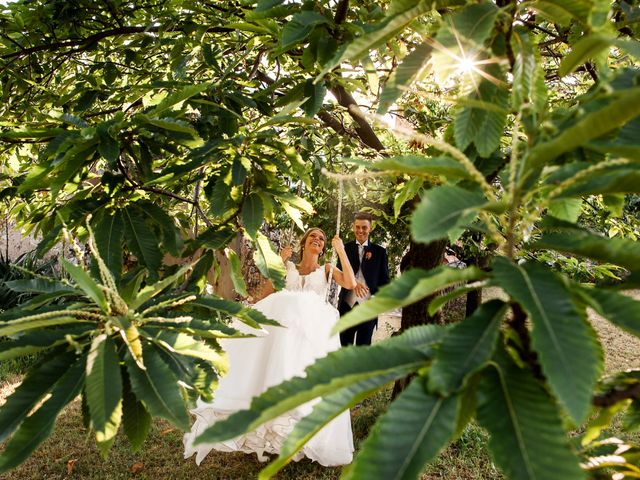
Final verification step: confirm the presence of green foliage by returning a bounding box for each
[559,34,613,77]
[453,72,509,157]
[532,250,625,284]
[196,326,443,445]
[428,300,505,395]
[2,0,640,478]
[411,186,488,244]
[85,335,123,454]
[378,43,433,114]
[576,286,640,338]
[0,353,87,473]
[492,258,602,424]
[477,349,586,480]
[511,26,547,118]
[0,252,59,312]
[528,230,640,272]
[317,0,433,78]
[0,237,274,473]
[350,155,471,180]
[344,378,459,479]
[259,376,395,478]
[253,233,286,291]
[334,266,486,334]
[527,86,640,170]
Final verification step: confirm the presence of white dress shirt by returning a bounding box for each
[347,241,371,307]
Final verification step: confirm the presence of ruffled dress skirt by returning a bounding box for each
[183,290,354,466]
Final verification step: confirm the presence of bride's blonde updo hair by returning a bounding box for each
[299,227,327,258]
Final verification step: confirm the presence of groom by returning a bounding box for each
[338,212,390,346]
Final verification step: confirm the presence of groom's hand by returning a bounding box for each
[354,282,369,298]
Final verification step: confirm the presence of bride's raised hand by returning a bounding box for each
[280,245,293,262]
[331,235,357,289]
[331,235,345,254]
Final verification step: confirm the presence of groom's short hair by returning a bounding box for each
[354,212,373,223]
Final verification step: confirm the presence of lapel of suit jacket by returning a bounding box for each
[361,243,373,275]
[351,241,360,273]
[347,241,360,273]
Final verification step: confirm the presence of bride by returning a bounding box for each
[183,227,357,467]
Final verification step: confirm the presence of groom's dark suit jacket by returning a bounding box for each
[337,240,390,304]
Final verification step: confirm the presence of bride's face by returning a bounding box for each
[304,229,326,256]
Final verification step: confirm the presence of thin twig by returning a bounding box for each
[593,382,640,407]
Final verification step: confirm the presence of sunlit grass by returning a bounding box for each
[1,384,500,480]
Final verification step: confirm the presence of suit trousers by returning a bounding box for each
[338,301,377,346]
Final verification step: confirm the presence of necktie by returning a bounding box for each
[347,244,366,308]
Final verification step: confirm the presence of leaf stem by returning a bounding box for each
[416,135,497,201]
[504,116,522,259]
[546,158,632,204]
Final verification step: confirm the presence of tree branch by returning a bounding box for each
[142,185,214,228]
[522,20,563,41]
[507,303,544,380]
[316,110,351,136]
[256,70,368,145]
[117,152,213,227]
[328,83,385,151]
[593,382,640,407]
[334,0,349,25]
[1,25,233,60]
[100,0,124,28]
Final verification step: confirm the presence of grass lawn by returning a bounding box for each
[1,381,502,480]
[2,290,639,479]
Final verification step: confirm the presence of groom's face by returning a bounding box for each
[353,219,371,244]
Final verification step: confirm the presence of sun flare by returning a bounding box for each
[455,55,477,74]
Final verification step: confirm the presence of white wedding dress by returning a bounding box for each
[183,261,354,466]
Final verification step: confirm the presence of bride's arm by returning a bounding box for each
[253,280,274,301]
[327,236,357,289]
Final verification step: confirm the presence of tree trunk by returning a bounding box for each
[464,253,490,317]
[465,288,482,317]
[392,238,447,397]
[399,238,447,327]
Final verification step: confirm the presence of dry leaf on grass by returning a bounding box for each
[130,462,144,473]
[66,458,77,474]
